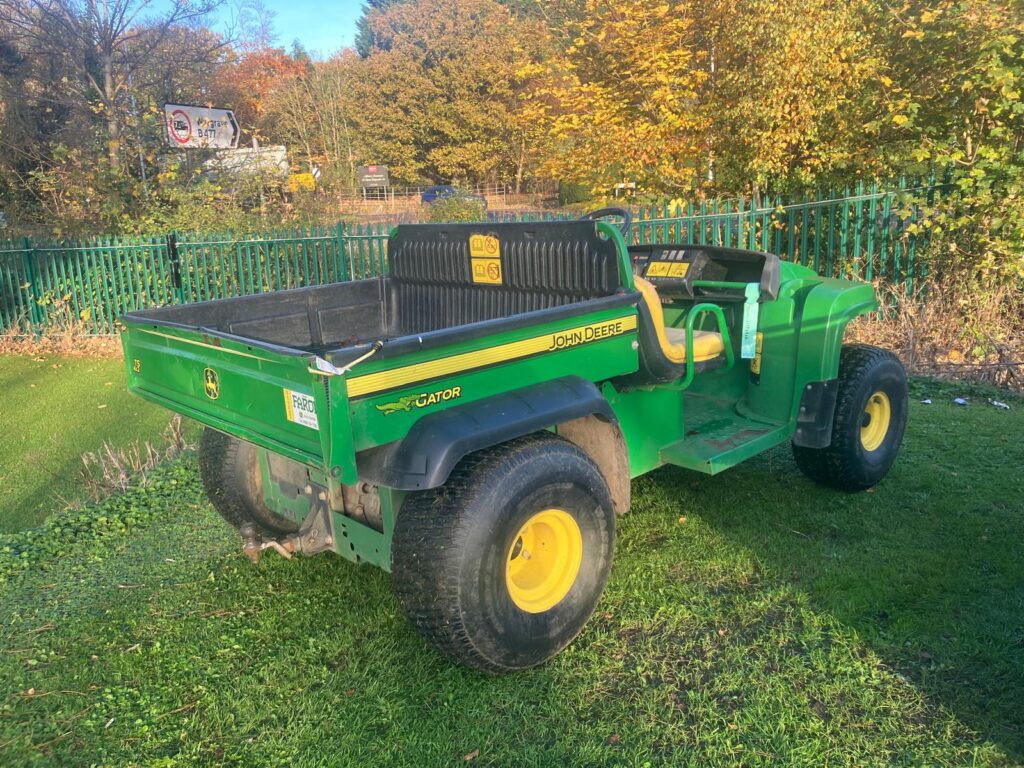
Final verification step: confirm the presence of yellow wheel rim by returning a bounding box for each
[860,390,892,452]
[506,509,583,614]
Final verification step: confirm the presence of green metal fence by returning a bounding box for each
[0,223,391,334]
[629,180,935,293]
[0,182,936,335]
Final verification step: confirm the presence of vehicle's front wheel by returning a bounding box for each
[391,433,615,674]
[793,344,908,490]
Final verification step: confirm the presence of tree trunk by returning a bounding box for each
[102,54,120,169]
[514,136,526,195]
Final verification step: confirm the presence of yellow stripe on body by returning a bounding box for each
[347,314,637,398]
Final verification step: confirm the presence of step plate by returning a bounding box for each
[660,396,788,475]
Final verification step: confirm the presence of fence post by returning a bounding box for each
[335,221,348,282]
[19,236,43,333]
[166,232,185,304]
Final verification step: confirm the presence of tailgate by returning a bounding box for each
[121,321,351,472]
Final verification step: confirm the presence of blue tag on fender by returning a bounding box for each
[741,283,760,359]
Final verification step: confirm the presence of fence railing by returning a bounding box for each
[0,223,391,334]
[0,181,937,336]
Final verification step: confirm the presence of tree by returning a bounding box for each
[266,52,362,185]
[869,0,1024,337]
[345,0,543,186]
[211,45,308,143]
[524,0,709,194]
[0,0,225,168]
[354,0,408,57]
[695,0,886,195]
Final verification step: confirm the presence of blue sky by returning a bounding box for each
[214,0,365,58]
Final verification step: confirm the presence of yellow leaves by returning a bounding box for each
[892,114,911,126]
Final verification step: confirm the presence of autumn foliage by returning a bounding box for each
[0,0,1020,330]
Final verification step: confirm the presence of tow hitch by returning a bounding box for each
[238,501,336,565]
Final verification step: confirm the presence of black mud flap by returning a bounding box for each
[792,379,839,448]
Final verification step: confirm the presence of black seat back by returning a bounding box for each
[387,222,624,334]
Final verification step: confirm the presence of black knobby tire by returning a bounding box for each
[391,433,616,674]
[793,344,908,491]
[198,428,299,537]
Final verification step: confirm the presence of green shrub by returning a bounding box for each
[558,181,591,206]
[424,196,486,223]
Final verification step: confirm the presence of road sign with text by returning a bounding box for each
[164,104,239,149]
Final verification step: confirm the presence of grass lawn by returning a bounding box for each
[0,379,1020,766]
[0,354,173,532]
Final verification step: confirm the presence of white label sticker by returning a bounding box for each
[283,389,319,430]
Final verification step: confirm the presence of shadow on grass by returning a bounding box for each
[2,393,1020,766]
[655,397,1024,759]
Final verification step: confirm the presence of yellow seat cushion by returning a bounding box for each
[635,277,724,364]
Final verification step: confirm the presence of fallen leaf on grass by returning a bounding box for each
[463,748,479,762]
[607,734,620,745]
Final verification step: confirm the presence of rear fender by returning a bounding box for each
[356,376,615,490]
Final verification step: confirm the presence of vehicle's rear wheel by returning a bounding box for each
[391,433,615,674]
[793,344,908,490]
[198,428,299,537]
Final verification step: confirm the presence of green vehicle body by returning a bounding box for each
[120,220,877,573]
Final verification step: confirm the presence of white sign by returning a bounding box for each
[164,104,239,149]
[203,146,289,180]
[283,389,319,430]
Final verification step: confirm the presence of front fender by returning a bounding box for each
[787,279,878,444]
[796,278,878,384]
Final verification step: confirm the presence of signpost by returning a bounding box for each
[358,165,390,188]
[164,104,239,149]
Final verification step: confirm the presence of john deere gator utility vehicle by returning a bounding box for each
[120,208,907,673]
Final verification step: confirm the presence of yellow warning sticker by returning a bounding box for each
[646,261,689,278]
[469,234,502,284]
[469,234,500,259]
[471,258,502,284]
[750,332,764,375]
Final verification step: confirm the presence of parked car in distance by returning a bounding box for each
[421,185,487,208]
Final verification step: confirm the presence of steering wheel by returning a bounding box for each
[580,206,633,237]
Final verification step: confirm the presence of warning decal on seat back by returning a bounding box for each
[469,233,502,285]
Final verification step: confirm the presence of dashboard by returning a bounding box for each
[629,245,780,301]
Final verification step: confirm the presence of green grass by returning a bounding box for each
[0,379,1021,766]
[0,355,173,532]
